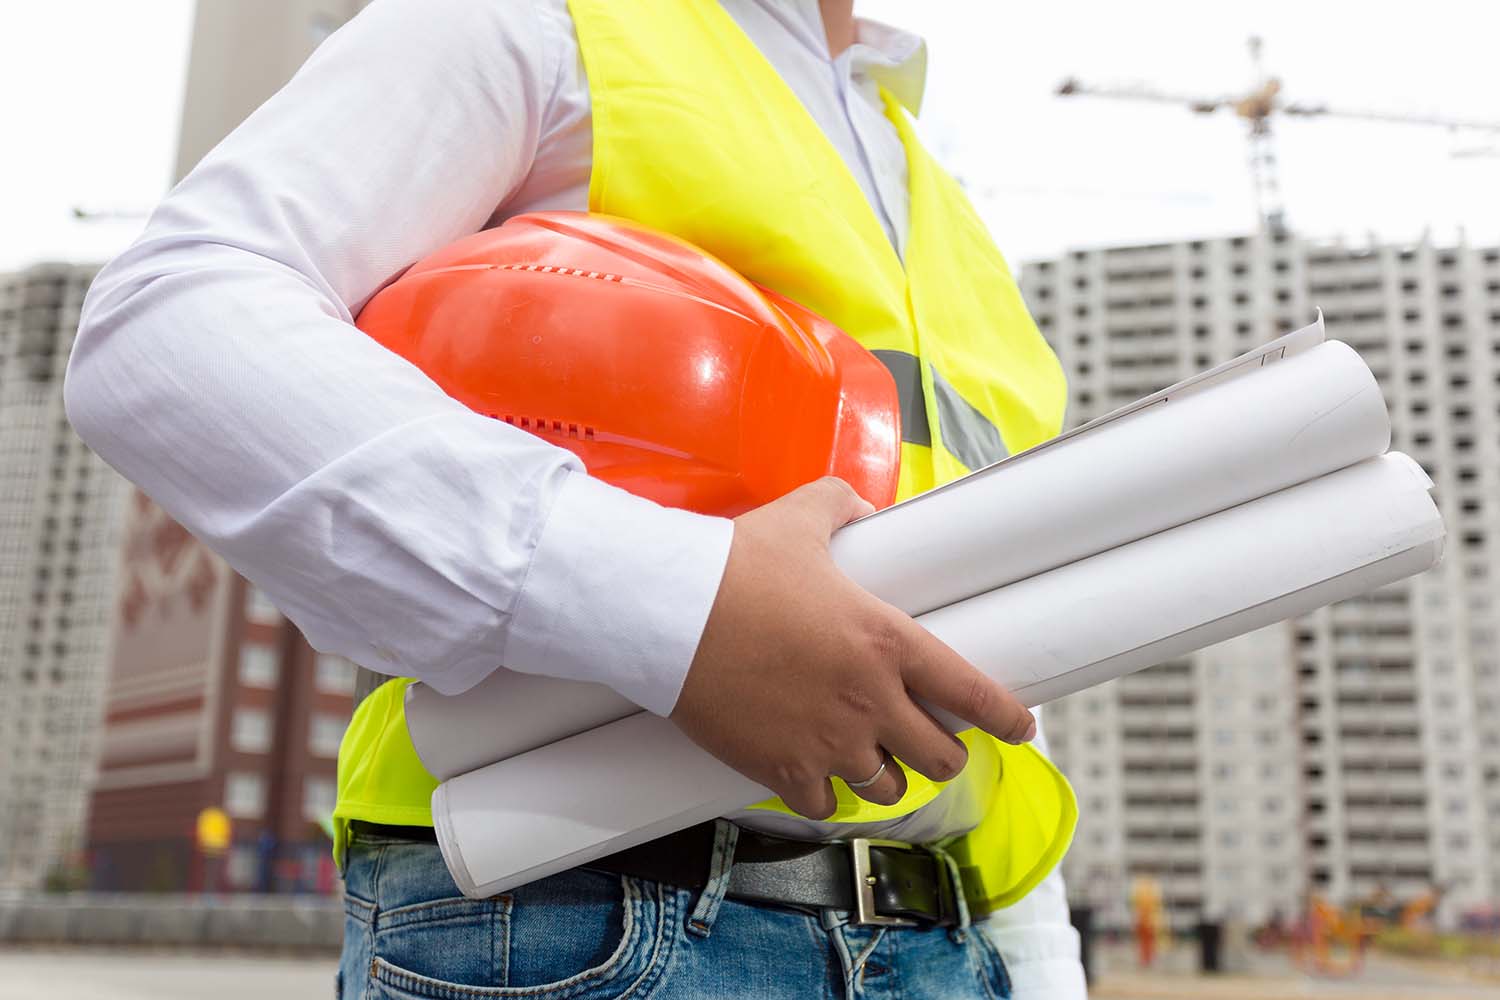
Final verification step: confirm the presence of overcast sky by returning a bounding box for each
[2,0,1496,273]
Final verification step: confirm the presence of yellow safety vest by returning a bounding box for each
[335,0,1076,912]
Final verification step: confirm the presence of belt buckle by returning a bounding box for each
[849,838,921,927]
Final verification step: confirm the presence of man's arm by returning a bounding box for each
[64,0,729,712]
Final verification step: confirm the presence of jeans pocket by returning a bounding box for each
[368,871,673,1000]
[372,894,507,993]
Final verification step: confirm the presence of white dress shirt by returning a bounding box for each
[65,1,1083,993]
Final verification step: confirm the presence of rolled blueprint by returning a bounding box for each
[407,672,638,781]
[432,453,1444,898]
[831,336,1389,617]
[408,323,1393,780]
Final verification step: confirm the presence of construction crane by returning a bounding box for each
[1056,36,1500,235]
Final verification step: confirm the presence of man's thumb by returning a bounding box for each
[802,476,877,533]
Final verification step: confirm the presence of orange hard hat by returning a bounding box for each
[356,212,900,516]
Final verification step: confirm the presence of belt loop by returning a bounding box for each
[821,909,886,1000]
[926,843,972,943]
[685,819,739,938]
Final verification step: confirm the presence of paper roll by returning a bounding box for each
[832,338,1390,617]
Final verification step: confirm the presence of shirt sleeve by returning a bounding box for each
[977,709,1089,999]
[63,0,732,715]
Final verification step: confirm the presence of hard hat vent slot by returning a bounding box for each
[497,263,623,283]
[493,413,597,441]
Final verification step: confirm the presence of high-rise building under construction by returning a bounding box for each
[1023,233,1500,929]
[0,264,131,888]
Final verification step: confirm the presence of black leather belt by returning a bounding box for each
[350,819,979,927]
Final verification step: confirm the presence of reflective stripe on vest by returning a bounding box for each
[872,350,1009,469]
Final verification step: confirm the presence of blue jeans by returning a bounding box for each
[339,821,1012,1000]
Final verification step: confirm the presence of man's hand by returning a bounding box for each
[669,477,1036,820]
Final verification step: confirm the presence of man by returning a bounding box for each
[66,1,1086,996]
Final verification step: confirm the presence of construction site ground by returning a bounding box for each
[1090,939,1500,999]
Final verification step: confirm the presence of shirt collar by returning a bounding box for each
[848,16,928,114]
[768,0,929,115]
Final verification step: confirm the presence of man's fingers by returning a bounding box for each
[878,700,970,783]
[899,621,1035,745]
[837,748,907,807]
[777,777,838,821]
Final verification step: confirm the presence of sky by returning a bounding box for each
[0,1,193,270]
[0,0,1496,273]
[863,0,1500,258]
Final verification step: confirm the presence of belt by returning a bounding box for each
[349,820,975,927]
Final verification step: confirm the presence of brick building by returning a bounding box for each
[86,492,355,893]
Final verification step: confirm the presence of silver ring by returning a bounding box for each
[846,758,887,790]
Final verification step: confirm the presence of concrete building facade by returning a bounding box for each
[1022,234,1500,929]
[0,264,132,889]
